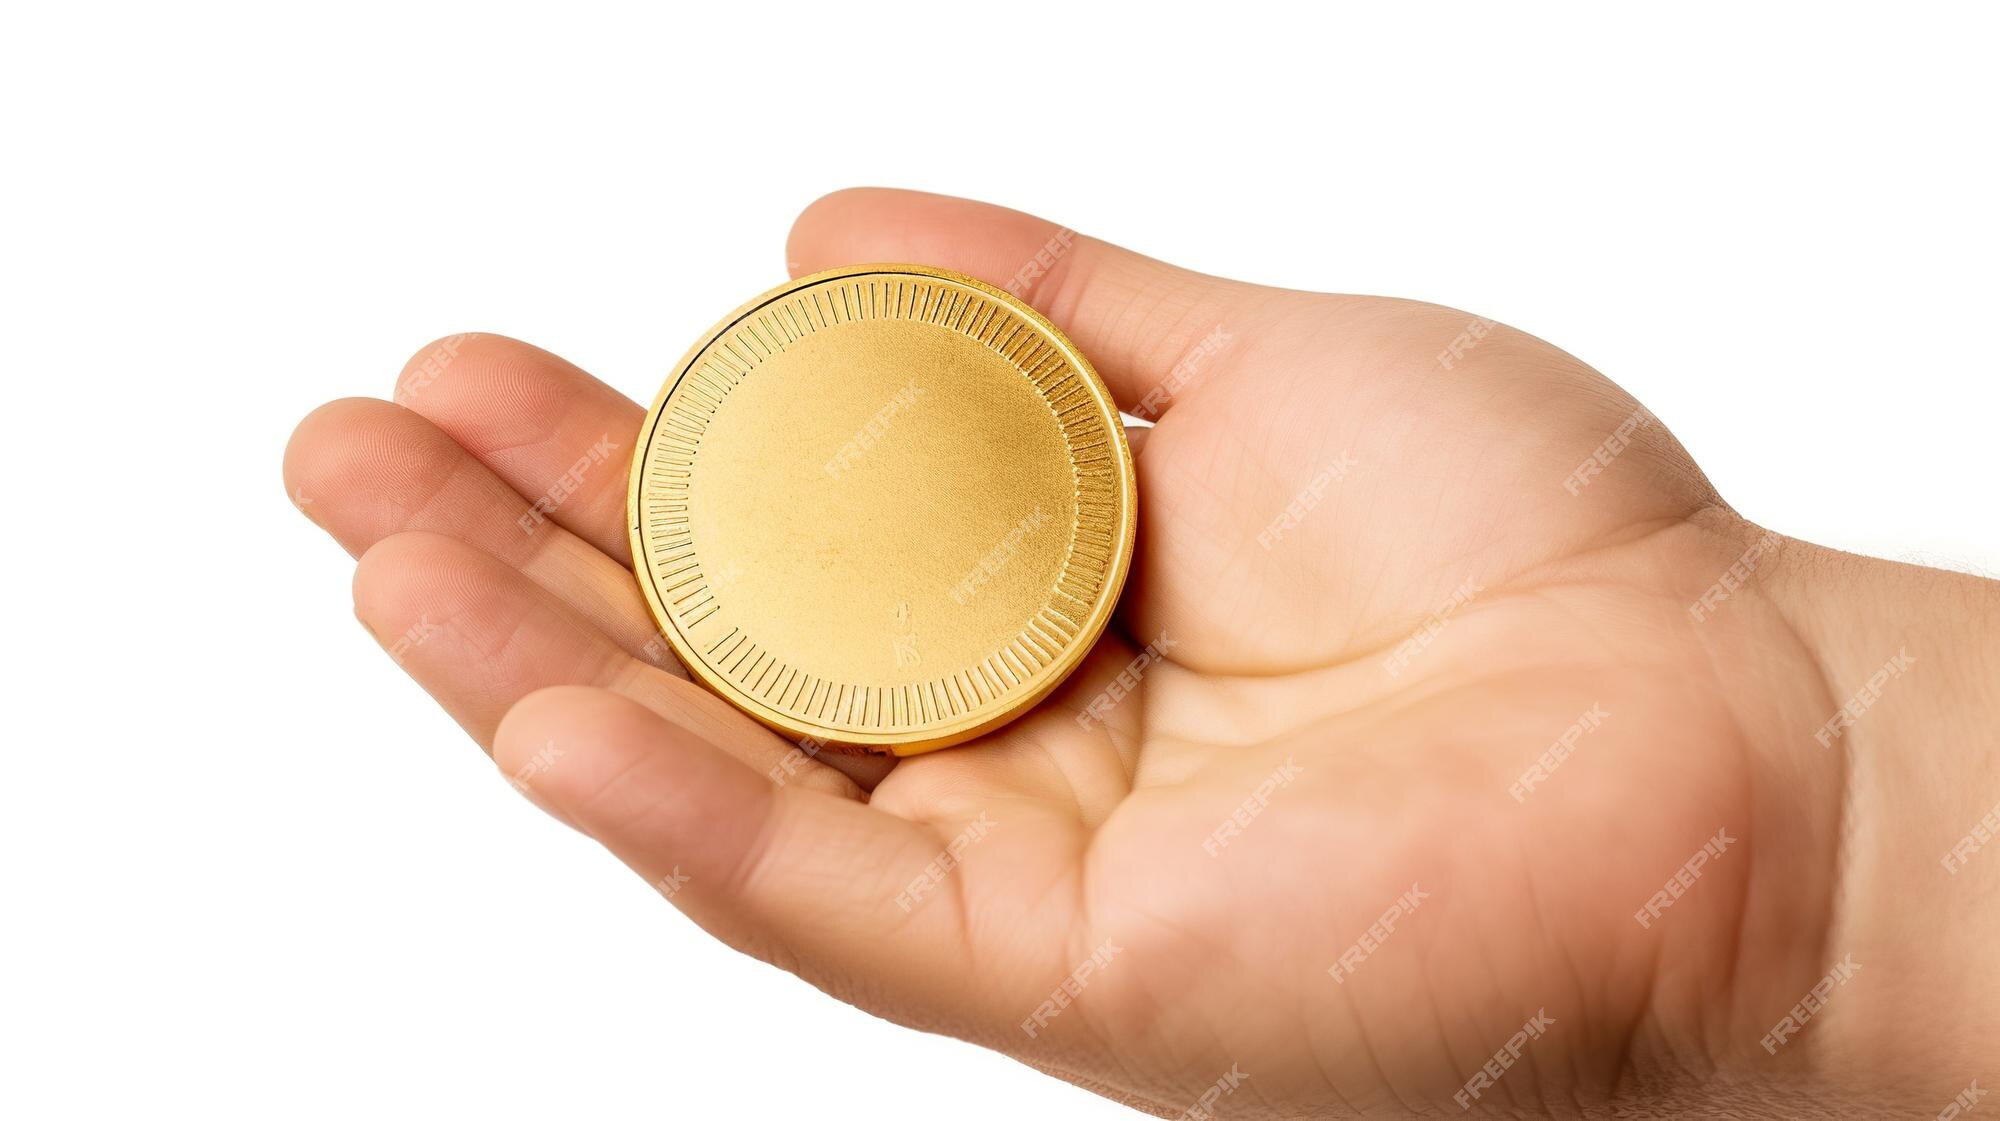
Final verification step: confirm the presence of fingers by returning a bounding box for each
[495,685,1054,1038]
[285,397,680,674]
[1123,422,1150,460]
[353,530,880,795]
[786,188,1304,418]
[392,332,642,563]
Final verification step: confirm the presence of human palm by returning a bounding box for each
[287,189,1996,1117]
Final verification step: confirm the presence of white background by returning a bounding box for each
[3,4,1994,1118]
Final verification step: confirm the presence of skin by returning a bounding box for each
[285,188,2000,1118]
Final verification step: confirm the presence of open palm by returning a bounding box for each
[287,189,1892,1116]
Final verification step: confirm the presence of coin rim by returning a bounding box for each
[627,263,1137,756]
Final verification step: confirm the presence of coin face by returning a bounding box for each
[628,265,1136,755]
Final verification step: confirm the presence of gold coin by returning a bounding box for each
[628,264,1136,755]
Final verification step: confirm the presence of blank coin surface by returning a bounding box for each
[628,264,1137,754]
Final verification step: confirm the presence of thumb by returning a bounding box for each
[786,187,1315,419]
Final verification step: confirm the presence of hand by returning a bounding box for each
[284,188,2000,1117]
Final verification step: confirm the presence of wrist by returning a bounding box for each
[1751,517,2000,1097]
